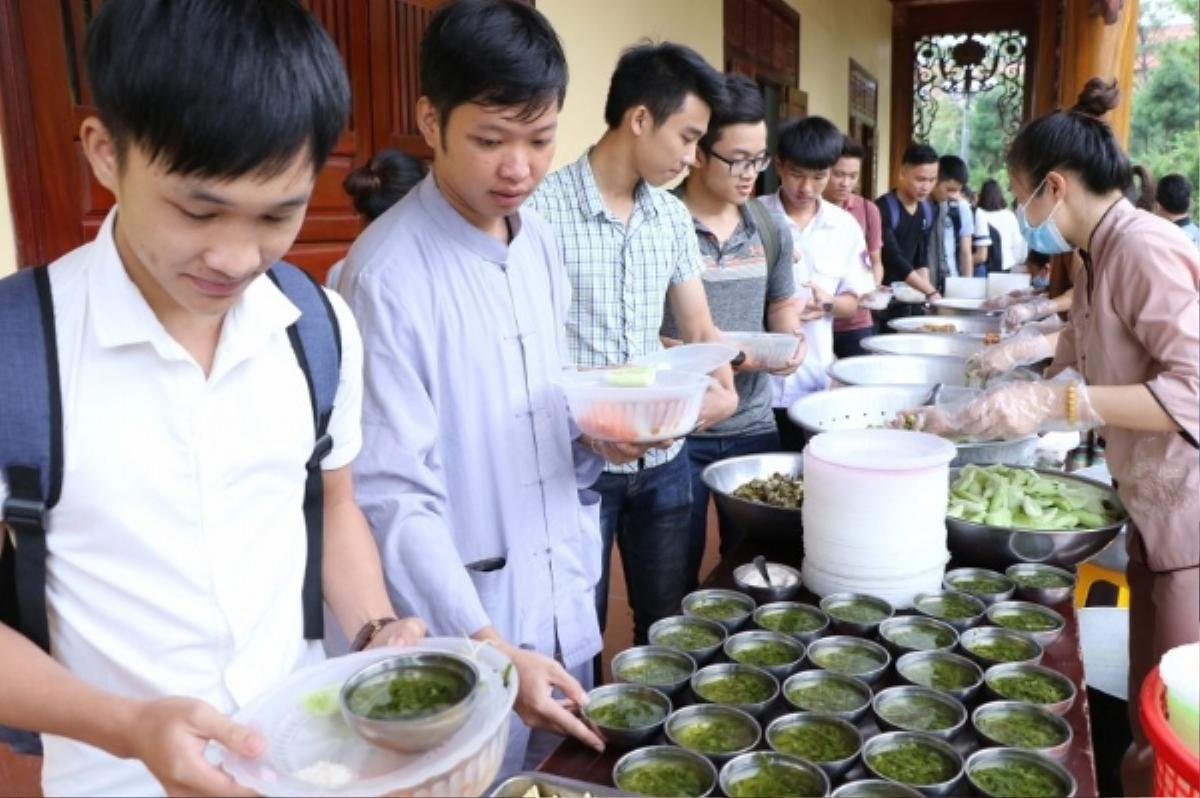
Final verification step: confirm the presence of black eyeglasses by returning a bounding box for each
[707,150,772,178]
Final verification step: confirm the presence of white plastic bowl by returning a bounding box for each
[557,368,711,444]
[721,332,803,370]
[632,342,739,375]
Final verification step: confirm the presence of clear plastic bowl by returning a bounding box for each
[632,342,739,375]
[557,368,711,444]
[721,332,803,370]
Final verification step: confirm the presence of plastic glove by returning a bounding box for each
[967,327,1055,377]
[903,370,1102,441]
[1030,315,1065,335]
[859,288,893,311]
[983,289,1036,310]
[1001,297,1059,334]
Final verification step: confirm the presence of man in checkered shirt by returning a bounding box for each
[531,43,738,649]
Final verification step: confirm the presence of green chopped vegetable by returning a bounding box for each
[901,659,978,691]
[585,695,666,729]
[966,637,1039,664]
[989,672,1071,704]
[885,624,955,651]
[731,641,799,668]
[346,667,471,721]
[690,597,750,621]
[617,760,710,797]
[727,760,824,798]
[771,720,859,762]
[653,623,721,652]
[673,715,757,753]
[917,594,982,620]
[972,762,1067,797]
[812,644,885,675]
[949,575,1010,597]
[993,609,1060,633]
[787,678,868,713]
[758,607,824,634]
[299,684,341,717]
[826,601,889,624]
[948,465,1123,530]
[696,672,774,705]
[733,473,805,509]
[878,696,961,732]
[976,712,1068,749]
[618,656,691,686]
[1011,571,1073,589]
[867,742,958,785]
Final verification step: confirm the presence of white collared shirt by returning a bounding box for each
[0,209,363,797]
[759,193,872,406]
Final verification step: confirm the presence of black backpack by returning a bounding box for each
[985,222,1005,273]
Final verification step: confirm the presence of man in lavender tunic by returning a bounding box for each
[335,0,647,778]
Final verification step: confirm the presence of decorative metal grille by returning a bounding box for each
[912,31,1027,143]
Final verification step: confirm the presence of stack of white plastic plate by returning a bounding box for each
[801,429,957,608]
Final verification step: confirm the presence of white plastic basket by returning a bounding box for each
[557,369,711,444]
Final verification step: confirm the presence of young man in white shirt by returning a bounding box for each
[929,155,977,282]
[760,117,873,450]
[0,3,423,795]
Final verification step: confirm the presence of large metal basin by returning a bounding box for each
[945,467,1127,569]
[862,333,985,359]
[702,453,804,546]
[888,315,1001,339]
[828,354,970,387]
[930,298,1003,317]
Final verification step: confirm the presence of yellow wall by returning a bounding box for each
[538,0,724,169]
[786,0,893,197]
[0,130,16,275]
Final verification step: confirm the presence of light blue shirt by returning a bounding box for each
[336,175,605,671]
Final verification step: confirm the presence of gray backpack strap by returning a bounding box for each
[745,198,782,271]
[0,266,62,656]
[265,262,341,641]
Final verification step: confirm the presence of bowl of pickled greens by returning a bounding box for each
[960,627,1043,668]
[582,683,672,748]
[984,663,1077,716]
[702,453,806,545]
[945,466,1126,569]
[986,601,1066,647]
[1005,563,1076,606]
[965,748,1077,798]
[767,712,863,779]
[612,645,697,697]
[648,616,728,664]
[683,588,756,632]
[972,701,1073,758]
[665,704,761,764]
[719,752,830,798]
[872,686,968,740]
[613,745,718,797]
[782,670,873,723]
[339,651,479,752]
[820,592,894,635]
[724,630,805,680]
[753,601,829,643]
[913,590,987,630]
[808,636,891,684]
[895,650,984,703]
[691,663,779,717]
[878,616,959,656]
[862,731,963,795]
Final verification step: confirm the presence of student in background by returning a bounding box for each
[876,143,941,318]
[761,116,872,450]
[978,178,1027,269]
[326,149,428,287]
[928,154,976,282]
[1155,173,1200,246]
[531,43,739,649]
[824,136,884,357]
[665,73,804,590]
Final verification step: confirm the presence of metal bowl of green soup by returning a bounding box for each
[878,616,959,657]
[719,751,831,798]
[724,630,806,680]
[872,686,968,741]
[912,590,987,631]
[965,748,1077,798]
[830,780,923,798]
[612,645,697,697]
[985,601,1066,648]
[613,745,718,797]
[767,711,863,779]
[984,663,1077,716]
[754,601,830,643]
[339,651,479,753]
[649,615,728,664]
[943,568,1015,605]
[582,683,671,749]
[972,701,1073,759]
[808,635,891,685]
[1005,564,1076,606]
[665,704,761,766]
[862,731,964,796]
[691,663,779,718]
[960,627,1043,669]
[683,588,756,632]
[782,670,873,723]
[895,651,984,704]
[820,592,895,635]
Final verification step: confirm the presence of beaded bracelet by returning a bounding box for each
[1066,383,1079,427]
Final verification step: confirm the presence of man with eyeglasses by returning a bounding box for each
[662,74,805,590]
[760,116,873,451]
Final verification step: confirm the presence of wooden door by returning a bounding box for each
[0,0,436,279]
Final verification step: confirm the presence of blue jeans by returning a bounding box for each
[593,445,693,645]
[683,431,781,593]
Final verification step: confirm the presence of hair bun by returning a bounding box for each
[342,164,383,201]
[1072,78,1120,118]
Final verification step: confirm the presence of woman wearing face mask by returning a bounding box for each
[910,78,1199,796]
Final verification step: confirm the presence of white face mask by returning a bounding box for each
[1017,177,1072,255]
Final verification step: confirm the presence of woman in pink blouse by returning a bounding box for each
[913,79,1199,795]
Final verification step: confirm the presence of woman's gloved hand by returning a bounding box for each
[1001,297,1059,335]
[983,289,1036,310]
[902,371,1102,441]
[967,328,1055,377]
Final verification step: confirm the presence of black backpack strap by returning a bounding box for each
[266,263,341,641]
[0,266,62,656]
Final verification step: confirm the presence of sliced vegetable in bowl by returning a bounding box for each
[947,465,1124,530]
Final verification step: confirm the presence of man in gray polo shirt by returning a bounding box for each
[662,74,804,590]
